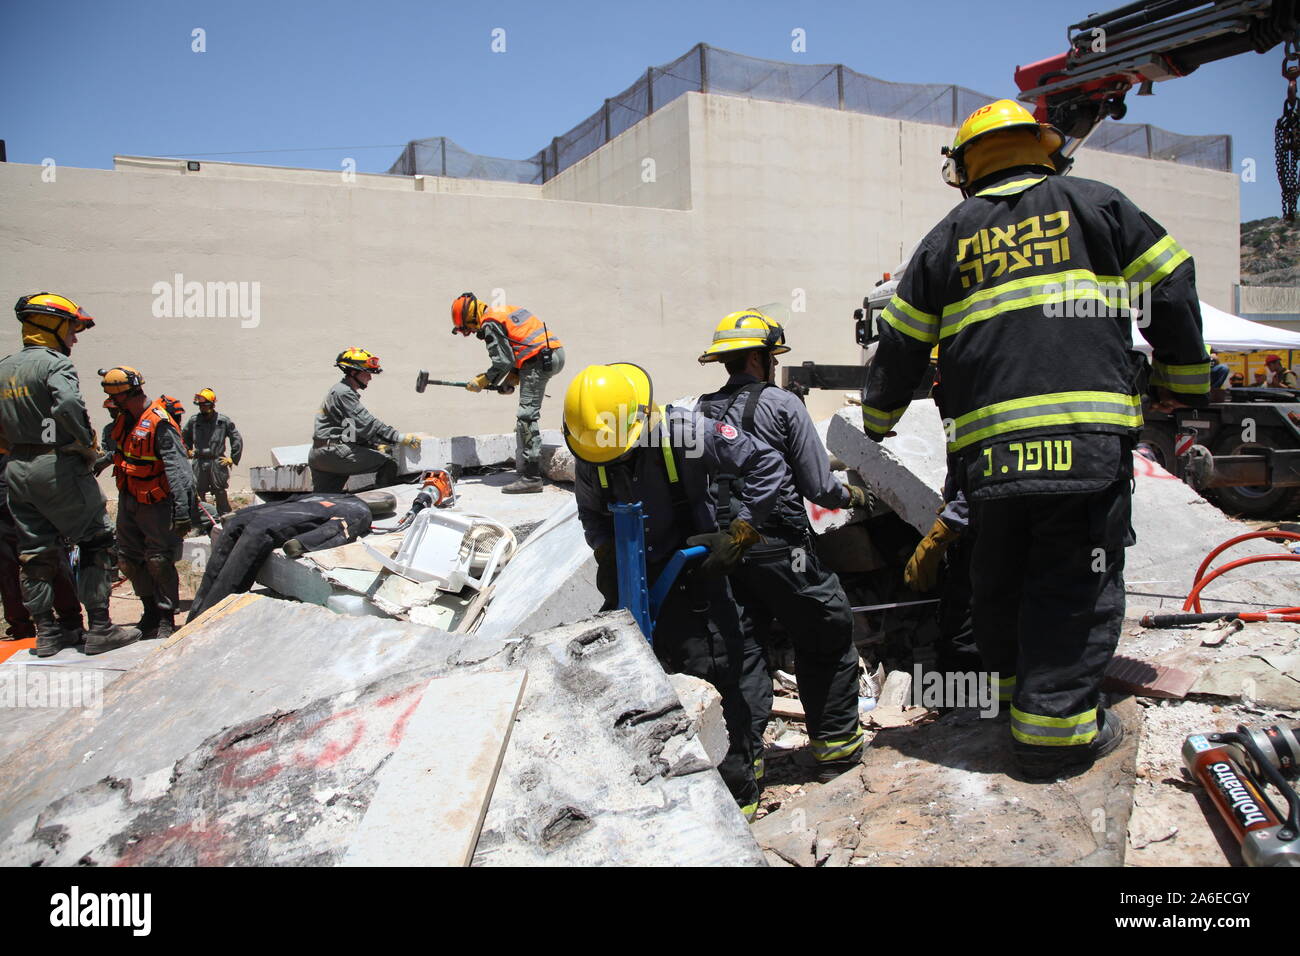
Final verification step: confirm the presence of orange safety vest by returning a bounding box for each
[481,306,563,368]
[111,399,180,504]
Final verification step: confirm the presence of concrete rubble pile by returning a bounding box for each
[0,597,763,866]
[0,406,1294,867]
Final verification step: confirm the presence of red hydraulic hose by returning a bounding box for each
[1183,531,1300,613]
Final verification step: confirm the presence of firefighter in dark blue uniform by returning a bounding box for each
[697,310,870,783]
[567,362,787,818]
[862,99,1209,779]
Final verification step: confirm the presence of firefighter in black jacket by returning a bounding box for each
[697,309,870,783]
[862,99,1209,779]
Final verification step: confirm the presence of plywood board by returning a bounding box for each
[342,669,527,867]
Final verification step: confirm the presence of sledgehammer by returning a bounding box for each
[415,369,514,394]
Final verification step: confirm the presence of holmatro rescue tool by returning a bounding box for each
[1183,722,1300,866]
[394,470,456,531]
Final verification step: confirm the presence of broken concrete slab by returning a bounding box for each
[1190,655,1300,710]
[667,674,729,774]
[753,699,1140,866]
[474,498,603,641]
[0,595,763,866]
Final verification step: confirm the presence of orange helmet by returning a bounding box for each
[451,292,486,334]
[160,395,185,427]
[99,366,145,396]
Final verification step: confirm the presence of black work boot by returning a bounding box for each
[33,613,71,659]
[57,615,86,649]
[502,462,544,495]
[83,607,141,656]
[135,603,162,640]
[1014,707,1126,781]
[153,613,176,642]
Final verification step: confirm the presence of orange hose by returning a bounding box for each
[1184,556,1300,612]
[1191,531,1300,585]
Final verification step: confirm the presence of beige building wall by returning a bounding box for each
[0,91,1239,488]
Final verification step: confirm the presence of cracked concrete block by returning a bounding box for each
[540,443,575,483]
[667,673,729,772]
[825,404,946,534]
[0,596,763,867]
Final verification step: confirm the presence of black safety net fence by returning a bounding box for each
[387,44,1231,184]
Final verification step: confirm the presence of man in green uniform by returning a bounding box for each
[0,294,139,657]
[183,387,243,515]
[450,293,565,494]
[308,348,421,492]
[102,366,196,645]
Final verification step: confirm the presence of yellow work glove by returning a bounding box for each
[187,449,195,459]
[399,433,422,451]
[904,515,960,592]
[844,483,875,510]
[465,374,490,393]
[219,456,234,467]
[687,518,761,577]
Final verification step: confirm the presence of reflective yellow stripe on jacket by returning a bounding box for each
[861,403,907,438]
[1122,234,1190,289]
[940,269,1128,340]
[881,296,939,344]
[1150,358,1210,395]
[947,389,1142,452]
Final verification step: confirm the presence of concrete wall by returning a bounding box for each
[0,92,1239,487]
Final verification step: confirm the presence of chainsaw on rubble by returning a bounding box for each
[1183,722,1300,867]
[394,469,456,531]
[415,369,515,395]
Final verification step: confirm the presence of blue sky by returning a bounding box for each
[0,0,1288,221]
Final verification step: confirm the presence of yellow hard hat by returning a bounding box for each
[562,363,655,464]
[698,309,791,364]
[942,99,1064,188]
[950,99,1063,155]
[194,387,217,405]
[336,347,382,374]
[99,366,145,396]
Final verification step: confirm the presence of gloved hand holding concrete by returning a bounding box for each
[172,515,192,537]
[465,374,490,393]
[844,483,874,510]
[399,433,422,450]
[904,515,960,592]
[687,518,760,576]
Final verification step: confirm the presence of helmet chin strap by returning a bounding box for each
[346,369,367,390]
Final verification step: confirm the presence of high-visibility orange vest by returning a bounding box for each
[111,399,179,504]
[481,306,563,368]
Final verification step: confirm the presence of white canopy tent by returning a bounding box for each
[1131,301,1300,353]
